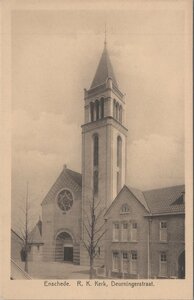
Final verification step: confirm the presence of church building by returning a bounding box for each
[14,38,185,279]
[40,38,127,266]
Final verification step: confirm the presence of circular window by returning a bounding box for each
[57,189,73,211]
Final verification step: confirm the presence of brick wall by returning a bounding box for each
[149,214,185,278]
[105,187,149,278]
[104,187,185,279]
[42,177,81,263]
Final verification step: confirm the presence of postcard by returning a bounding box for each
[1,0,193,299]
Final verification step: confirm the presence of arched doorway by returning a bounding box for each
[55,232,73,263]
[178,251,185,279]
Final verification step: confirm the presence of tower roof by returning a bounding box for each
[90,44,118,89]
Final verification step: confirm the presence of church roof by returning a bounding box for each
[129,186,150,212]
[65,168,82,187]
[90,44,118,89]
[143,185,185,215]
[28,220,43,244]
[41,167,82,205]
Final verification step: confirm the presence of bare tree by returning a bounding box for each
[14,182,35,273]
[82,193,107,279]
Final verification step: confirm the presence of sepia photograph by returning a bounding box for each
[1,0,193,299]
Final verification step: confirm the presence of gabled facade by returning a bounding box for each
[104,185,150,278]
[41,166,82,264]
[104,185,185,279]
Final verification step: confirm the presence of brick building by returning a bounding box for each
[104,185,185,279]
[12,38,185,279]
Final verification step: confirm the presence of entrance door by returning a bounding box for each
[55,232,73,262]
[64,247,73,262]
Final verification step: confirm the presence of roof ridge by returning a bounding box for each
[143,185,185,214]
[41,168,65,205]
[126,185,142,192]
[104,185,128,216]
[143,184,185,193]
[66,168,81,177]
[65,168,82,187]
[126,185,150,213]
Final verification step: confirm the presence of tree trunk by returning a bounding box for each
[24,250,28,273]
[90,256,94,279]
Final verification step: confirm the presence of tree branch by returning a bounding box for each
[82,240,90,255]
[94,207,105,225]
[93,229,107,250]
[83,208,92,228]
[94,197,102,211]
[93,222,106,237]
[83,222,92,240]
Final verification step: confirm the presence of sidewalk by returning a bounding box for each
[16,261,90,279]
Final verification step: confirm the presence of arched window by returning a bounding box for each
[93,134,99,194]
[116,102,119,120]
[93,135,99,167]
[90,102,94,122]
[93,170,98,195]
[100,98,104,119]
[117,136,122,167]
[117,136,122,194]
[119,105,122,123]
[113,99,116,119]
[95,100,100,120]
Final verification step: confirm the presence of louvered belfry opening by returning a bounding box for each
[55,232,73,262]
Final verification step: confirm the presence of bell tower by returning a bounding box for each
[80,39,128,265]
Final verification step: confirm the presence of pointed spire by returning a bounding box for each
[104,23,107,48]
[90,31,118,89]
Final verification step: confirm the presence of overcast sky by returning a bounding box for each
[11,7,185,229]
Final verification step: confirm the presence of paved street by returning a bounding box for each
[16,261,90,279]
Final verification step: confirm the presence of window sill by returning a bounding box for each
[159,241,168,243]
[121,271,128,274]
[158,275,168,279]
[112,240,138,243]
